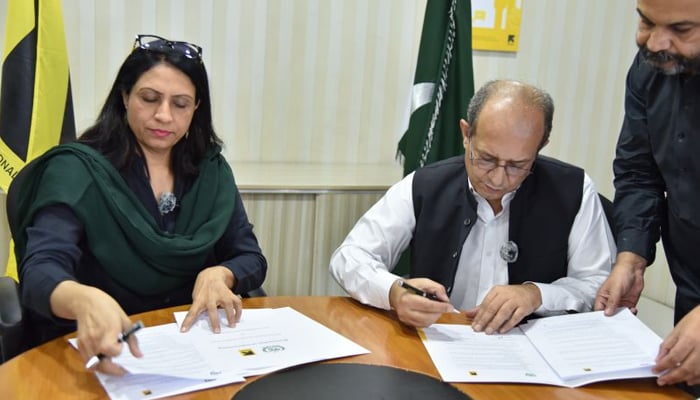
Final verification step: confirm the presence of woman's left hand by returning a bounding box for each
[179,266,241,333]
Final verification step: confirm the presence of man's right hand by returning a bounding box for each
[388,278,456,328]
[594,251,647,315]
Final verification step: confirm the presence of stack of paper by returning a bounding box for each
[419,308,662,387]
[70,307,369,399]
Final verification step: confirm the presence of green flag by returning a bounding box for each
[395,0,474,277]
[397,0,474,177]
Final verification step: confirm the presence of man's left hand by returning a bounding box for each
[466,283,542,334]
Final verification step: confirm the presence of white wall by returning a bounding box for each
[0,0,676,334]
[0,0,640,177]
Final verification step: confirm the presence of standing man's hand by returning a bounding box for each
[654,305,700,386]
[594,251,646,315]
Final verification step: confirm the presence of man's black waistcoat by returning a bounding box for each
[410,155,583,294]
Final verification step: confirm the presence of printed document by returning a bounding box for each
[69,323,244,400]
[419,308,662,387]
[70,307,369,399]
[173,306,370,376]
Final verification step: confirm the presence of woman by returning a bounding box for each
[13,34,267,374]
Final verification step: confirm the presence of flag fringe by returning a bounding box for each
[418,0,457,168]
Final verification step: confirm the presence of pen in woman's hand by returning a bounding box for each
[85,320,144,369]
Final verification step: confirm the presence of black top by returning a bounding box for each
[614,50,700,322]
[19,156,267,345]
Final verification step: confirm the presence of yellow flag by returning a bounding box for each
[0,0,76,280]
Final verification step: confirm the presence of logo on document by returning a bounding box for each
[263,345,285,353]
[239,348,256,356]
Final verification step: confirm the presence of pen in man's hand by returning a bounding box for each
[85,320,144,369]
[398,281,461,314]
[398,280,442,301]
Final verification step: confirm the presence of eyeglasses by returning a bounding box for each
[469,141,533,179]
[133,34,203,62]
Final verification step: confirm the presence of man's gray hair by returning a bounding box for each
[465,80,554,147]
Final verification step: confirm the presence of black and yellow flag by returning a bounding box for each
[0,0,75,279]
[0,0,75,190]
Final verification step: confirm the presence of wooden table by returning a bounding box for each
[0,296,691,399]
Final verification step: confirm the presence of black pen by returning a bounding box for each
[398,281,461,314]
[398,280,441,301]
[85,320,144,369]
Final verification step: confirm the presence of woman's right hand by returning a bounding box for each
[50,281,142,375]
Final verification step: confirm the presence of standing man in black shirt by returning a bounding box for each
[595,0,700,392]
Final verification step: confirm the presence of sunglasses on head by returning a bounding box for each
[132,34,203,62]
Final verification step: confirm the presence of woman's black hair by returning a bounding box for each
[79,42,221,178]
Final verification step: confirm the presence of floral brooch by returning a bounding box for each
[158,192,177,215]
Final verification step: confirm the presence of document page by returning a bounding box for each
[419,324,562,385]
[68,307,368,399]
[68,323,238,379]
[174,307,370,376]
[95,371,243,400]
[420,309,662,387]
[68,324,244,400]
[520,309,661,380]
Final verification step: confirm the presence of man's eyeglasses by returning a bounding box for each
[469,141,533,178]
[133,34,202,62]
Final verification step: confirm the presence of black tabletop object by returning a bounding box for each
[233,363,472,400]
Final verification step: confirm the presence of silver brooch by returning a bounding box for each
[158,192,177,215]
[499,240,519,263]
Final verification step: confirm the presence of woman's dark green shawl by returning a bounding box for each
[14,143,236,294]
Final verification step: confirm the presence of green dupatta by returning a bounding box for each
[14,143,236,294]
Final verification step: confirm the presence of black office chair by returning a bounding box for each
[0,157,38,363]
[0,276,22,363]
[0,159,266,363]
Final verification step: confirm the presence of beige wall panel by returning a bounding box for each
[642,247,677,307]
[240,193,316,296]
[311,192,385,296]
[52,0,423,166]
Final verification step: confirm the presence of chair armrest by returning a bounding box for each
[243,287,267,298]
[0,277,22,329]
[0,276,24,363]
